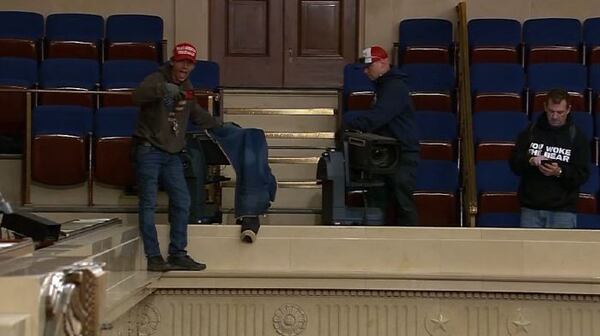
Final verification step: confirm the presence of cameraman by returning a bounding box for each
[342,46,420,225]
[509,88,590,228]
[132,42,221,271]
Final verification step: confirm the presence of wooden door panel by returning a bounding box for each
[284,0,356,88]
[210,0,356,88]
[210,0,283,87]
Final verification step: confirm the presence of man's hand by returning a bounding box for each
[538,161,561,177]
[528,155,546,167]
[164,83,184,101]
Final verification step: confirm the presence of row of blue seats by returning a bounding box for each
[0,11,162,43]
[0,12,163,61]
[344,62,600,113]
[397,17,600,65]
[0,57,219,91]
[401,17,600,48]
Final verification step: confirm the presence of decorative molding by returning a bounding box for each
[154,288,600,302]
[507,308,532,335]
[273,304,308,336]
[425,312,450,336]
[134,304,160,336]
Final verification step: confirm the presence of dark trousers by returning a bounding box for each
[367,152,419,226]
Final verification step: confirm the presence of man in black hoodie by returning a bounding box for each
[509,88,590,228]
[343,45,420,225]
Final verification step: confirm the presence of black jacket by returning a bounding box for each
[343,67,420,153]
[509,113,590,212]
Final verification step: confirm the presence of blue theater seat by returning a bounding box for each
[414,160,459,226]
[45,13,104,59]
[0,11,43,59]
[470,63,525,112]
[584,17,600,64]
[473,111,528,161]
[101,60,159,107]
[476,160,520,214]
[39,58,100,107]
[342,63,375,111]
[189,60,221,111]
[397,18,453,64]
[0,57,37,144]
[401,63,455,112]
[31,105,93,185]
[94,107,139,187]
[106,14,164,62]
[415,111,457,160]
[468,18,521,63]
[523,18,582,64]
[527,63,587,112]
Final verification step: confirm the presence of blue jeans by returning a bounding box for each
[135,144,191,257]
[520,207,576,229]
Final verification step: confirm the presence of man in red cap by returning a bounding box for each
[343,45,420,225]
[132,42,221,272]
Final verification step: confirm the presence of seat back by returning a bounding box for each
[343,63,375,111]
[189,60,220,90]
[414,160,459,226]
[473,111,528,161]
[523,18,582,64]
[471,63,525,111]
[101,60,159,106]
[39,58,99,107]
[105,14,164,61]
[415,111,457,160]
[476,161,520,213]
[468,18,521,63]
[527,63,587,112]
[32,105,93,185]
[401,63,455,111]
[46,13,104,59]
[0,11,44,59]
[398,18,453,64]
[0,57,37,136]
[94,107,138,186]
[584,18,600,64]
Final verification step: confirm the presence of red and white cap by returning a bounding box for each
[171,42,197,62]
[359,45,388,64]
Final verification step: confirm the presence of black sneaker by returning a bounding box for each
[167,255,207,271]
[238,216,260,243]
[147,255,171,272]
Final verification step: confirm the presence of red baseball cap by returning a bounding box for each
[359,45,388,64]
[171,42,197,62]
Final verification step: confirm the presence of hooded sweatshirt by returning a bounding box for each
[509,113,590,212]
[132,63,221,153]
[343,67,420,153]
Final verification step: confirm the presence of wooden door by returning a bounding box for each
[283,0,357,88]
[210,0,356,88]
[210,0,284,87]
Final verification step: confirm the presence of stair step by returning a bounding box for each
[225,108,335,116]
[221,182,321,209]
[223,162,318,181]
[221,212,321,225]
[265,131,335,139]
[221,88,338,109]
[224,114,336,132]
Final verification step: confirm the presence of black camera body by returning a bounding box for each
[345,131,401,175]
[317,131,401,225]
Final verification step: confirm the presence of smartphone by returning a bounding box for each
[541,159,558,166]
